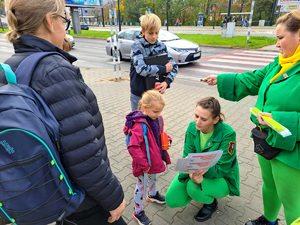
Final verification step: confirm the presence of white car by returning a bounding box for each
[105,28,201,65]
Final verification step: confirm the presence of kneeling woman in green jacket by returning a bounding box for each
[165,97,240,222]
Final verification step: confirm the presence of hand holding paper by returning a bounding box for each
[249,107,292,137]
[175,150,223,174]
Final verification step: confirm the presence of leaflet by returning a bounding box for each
[174,150,223,173]
[249,107,291,137]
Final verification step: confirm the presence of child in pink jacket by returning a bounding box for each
[123,90,171,225]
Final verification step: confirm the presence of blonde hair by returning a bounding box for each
[63,36,72,52]
[138,90,165,110]
[139,13,161,32]
[276,9,300,33]
[5,0,65,43]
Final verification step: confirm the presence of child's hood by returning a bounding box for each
[123,110,148,135]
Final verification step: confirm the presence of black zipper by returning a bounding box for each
[0,154,43,171]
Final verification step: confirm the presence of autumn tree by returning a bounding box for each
[253,0,274,21]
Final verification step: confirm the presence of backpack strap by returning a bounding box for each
[15,52,67,85]
[157,116,163,133]
[141,122,151,166]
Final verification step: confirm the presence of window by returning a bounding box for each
[118,32,125,39]
[124,31,135,40]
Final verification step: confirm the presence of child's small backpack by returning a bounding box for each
[125,121,151,166]
[0,52,85,225]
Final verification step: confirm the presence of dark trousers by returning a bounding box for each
[58,205,127,225]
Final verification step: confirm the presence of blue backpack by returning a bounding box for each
[125,122,151,166]
[0,52,85,225]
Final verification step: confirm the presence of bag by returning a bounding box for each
[125,117,164,154]
[126,122,151,165]
[0,52,85,225]
[160,132,169,150]
[143,53,169,90]
[251,126,281,160]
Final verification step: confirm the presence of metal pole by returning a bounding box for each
[102,7,105,27]
[113,0,121,79]
[108,1,117,79]
[246,0,255,44]
[153,0,155,14]
[166,0,169,31]
[270,0,277,26]
[227,0,231,19]
[277,6,281,20]
[213,12,215,29]
[118,0,121,31]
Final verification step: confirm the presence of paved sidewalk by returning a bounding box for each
[0,67,286,225]
[79,68,286,225]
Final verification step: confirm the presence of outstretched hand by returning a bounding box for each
[200,75,218,85]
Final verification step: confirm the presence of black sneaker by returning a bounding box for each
[245,215,280,225]
[146,191,165,204]
[132,210,152,225]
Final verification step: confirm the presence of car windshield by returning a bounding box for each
[159,30,181,42]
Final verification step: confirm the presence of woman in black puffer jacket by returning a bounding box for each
[1,0,126,224]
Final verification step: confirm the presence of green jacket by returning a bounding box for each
[180,121,240,196]
[217,57,300,169]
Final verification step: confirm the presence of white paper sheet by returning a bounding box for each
[174,150,223,173]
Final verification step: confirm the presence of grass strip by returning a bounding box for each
[1,28,277,49]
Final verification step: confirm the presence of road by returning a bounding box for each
[0,34,279,82]
[0,34,233,71]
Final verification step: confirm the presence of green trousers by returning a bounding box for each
[165,173,229,207]
[258,156,300,225]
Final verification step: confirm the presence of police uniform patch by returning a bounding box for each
[228,141,235,155]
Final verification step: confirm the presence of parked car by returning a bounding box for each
[80,22,89,30]
[105,28,201,65]
[66,34,75,48]
[70,22,89,31]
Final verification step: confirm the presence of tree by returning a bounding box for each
[253,0,273,21]
[123,0,146,23]
[0,0,4,15]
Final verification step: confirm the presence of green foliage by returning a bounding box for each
[253,0,274,21]
[123,0,146,23]
[103,0,275,28]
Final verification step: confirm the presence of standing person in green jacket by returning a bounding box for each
[165,97,240,222]
[202,9,300,225]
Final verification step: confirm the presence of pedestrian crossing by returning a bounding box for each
[177,49,280,81]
